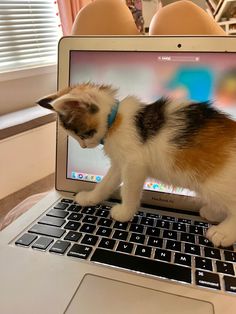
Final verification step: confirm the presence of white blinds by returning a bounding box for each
[0,0,61,72]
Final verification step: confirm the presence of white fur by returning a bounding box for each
[56,85,236,247]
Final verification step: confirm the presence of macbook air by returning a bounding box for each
[0,36,236,314]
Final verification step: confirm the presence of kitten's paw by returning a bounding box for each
[75,191,100,206]
[110,204,135,222]
[206,225,236,247]
[200,206,225,223]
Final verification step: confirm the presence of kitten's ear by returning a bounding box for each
[36,96,55,111]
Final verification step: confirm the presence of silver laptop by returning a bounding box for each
[1,36,236,314]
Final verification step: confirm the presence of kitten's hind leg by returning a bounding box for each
[206,211,236,247]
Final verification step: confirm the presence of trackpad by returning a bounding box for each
[65,274,213,314]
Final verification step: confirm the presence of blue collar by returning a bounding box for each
[100,100,119,145]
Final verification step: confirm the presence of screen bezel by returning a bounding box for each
[56,35,236,212]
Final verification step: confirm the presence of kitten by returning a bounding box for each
[38,83,236,247]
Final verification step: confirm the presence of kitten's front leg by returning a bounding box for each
[75,165,121,206]
[111,163,146,222]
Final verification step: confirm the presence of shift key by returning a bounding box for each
[28,224,65,238]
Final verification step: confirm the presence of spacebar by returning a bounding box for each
[91,249,192,284]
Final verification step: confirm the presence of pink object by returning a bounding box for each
[57,0,93,35]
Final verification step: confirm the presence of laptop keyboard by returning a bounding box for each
[15,199,236,294]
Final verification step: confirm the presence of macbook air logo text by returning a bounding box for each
[152,196,174,204]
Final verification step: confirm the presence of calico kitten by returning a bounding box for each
[38,83,236,247]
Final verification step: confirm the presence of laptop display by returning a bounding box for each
[66,50,236,197]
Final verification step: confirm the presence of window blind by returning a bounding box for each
[0,0,61,72]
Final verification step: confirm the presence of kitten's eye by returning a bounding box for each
[79,129,96,139]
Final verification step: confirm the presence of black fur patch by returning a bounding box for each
[134,98,168,142]
[172,102,225,147]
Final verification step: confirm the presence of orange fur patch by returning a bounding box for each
[173,118,236,181]
[107,113,122,137]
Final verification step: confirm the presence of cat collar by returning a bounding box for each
[100,100,120,145]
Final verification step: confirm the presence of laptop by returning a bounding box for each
[1,36,236,314]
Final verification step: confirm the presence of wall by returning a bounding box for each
[0,122,56,199]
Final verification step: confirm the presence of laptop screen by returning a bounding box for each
[66,50,236,197]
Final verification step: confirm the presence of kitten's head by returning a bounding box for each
[37,83,117,148]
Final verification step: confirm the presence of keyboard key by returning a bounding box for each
[163,230,177,240]
[64,231,82,242]
[146,227,160,237]
[47,209,69,219]
[67,205,81,212]
[222,245,234,251]
[129,224,144,234]
[81,207,96,215]
[140,217,154,227]
[177,218,191,225]
[80,223,96,234]
[162,215,175,222]
[195,270,220,290]
[29,224,65,238]
[224,276,236,293]
[38,216,65,227]
[194,221,208,228]
[180,233,195,244]
[32,237,53,250]
[49,240,70,254]
[195,257,213,271]
[116,241,134,254]
[101,205,111,210]
[98,238,116,250]
[189,225,204,235]
[130,216,139,224]
[130,233,145,244]
[112,230,128,241]
[216,261,234,275]
[113,221,128,230]
[95,209,109,218]
[174,253,191,267]
[68,213,83,221]
[147,237,163,248]
[146,213,160,219]
[156,220,170,229]
[54,202,68,210]
[82,215,97,224]
[184,243,201,256]
[154,249,171,262]
[64,221,81,231]
[172,223,186,232]
[224,251,236,262]
[166,240,181,252]
[96,227,112,237]
[204,247,221,260]
[81,234,99,246]
[98,218,113,227]
[15,233,37,247]
[137,210,145,216]
[68,244,92,259]
[135,245,152,258]
[91,249,192,283]
[61,198,73,203]
[198,236,213,247]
